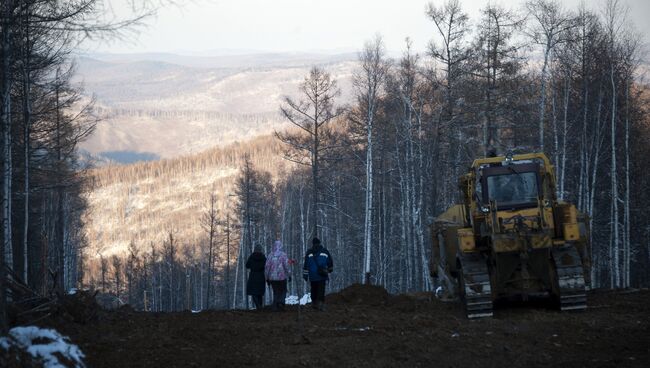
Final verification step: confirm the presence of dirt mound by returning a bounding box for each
[327,284,435,312]
[327,283,391,305]
[9,289,101,327]
[56,290,102,324]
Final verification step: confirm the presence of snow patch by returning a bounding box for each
[435,286,444,298]
[286,293,311,305]
[0,326,86,368]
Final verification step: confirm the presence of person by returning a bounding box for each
[302,237,333,311]
[501,174,527,203]
[246,244,266,310]
[265,240,291,311]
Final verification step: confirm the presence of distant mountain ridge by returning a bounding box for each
[79,51,359,69]
[74,51,356,163]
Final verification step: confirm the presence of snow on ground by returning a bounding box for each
[285,293,311,305]
[0,326,86,368]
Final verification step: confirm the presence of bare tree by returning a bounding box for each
[112,255,122,301]
[426,0,471,122]
[201,191,218,309]
[164,230,176,311]
[473,3,525,154]
[426,0,472,202]
[276,67,343,237]
[0,0,18,333]
[350,35,389,284]
[526,0,576,151]
[100,254,108,292]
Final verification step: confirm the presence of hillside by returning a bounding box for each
[74,52,355,161]
[83,134,288,258]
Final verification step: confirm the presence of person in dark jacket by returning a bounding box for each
[303,237,333,311]
[246,244,267,310]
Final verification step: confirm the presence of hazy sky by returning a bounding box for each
[95,0,650,55]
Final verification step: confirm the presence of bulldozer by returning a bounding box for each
[430,152,590,318]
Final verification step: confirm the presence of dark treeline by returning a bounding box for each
[0,0,157,331]
[0,0,96,332]
[82,0,649,313]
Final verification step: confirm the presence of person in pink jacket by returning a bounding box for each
[265,240,291,311]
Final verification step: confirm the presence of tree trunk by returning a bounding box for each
[0,0,14,334]
[560,76,570,200]
[609,64,619,288]
[21,5,31,284]
[623,79,630,288]
[312,111,319,238]
[539,45,552,151]
[552,88,559,196]
[55,77,64,293]
[226,213,231,309]
[589,88,604,287]
[363,105,374,284]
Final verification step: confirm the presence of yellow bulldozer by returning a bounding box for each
[430,152,590,318]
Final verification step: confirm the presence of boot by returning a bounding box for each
[318,302,325,312]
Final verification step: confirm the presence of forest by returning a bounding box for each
[1,0,650,329]
[0,0,161,331]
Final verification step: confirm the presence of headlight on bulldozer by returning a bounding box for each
[457,228,476,252]
[563,223,580,241]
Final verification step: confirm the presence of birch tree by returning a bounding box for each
[0,0,17,334]
[526,0,576,151]
[350,35,389,284]
[604,0,622,288]
[426,0,472,202]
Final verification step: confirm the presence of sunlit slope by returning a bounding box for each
[83,135,286,257]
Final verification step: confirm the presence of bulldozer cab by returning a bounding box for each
[479,163,540,211]
[470,153,557,210]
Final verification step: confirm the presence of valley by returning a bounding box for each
[74,52,356,162]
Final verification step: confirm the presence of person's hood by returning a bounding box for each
[272,240,283,254]
[250,251,265,260]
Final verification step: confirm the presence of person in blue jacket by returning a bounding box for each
[303,237,333,311]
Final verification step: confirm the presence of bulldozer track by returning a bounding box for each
[552,246,587,311]
[459,254,493,318]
